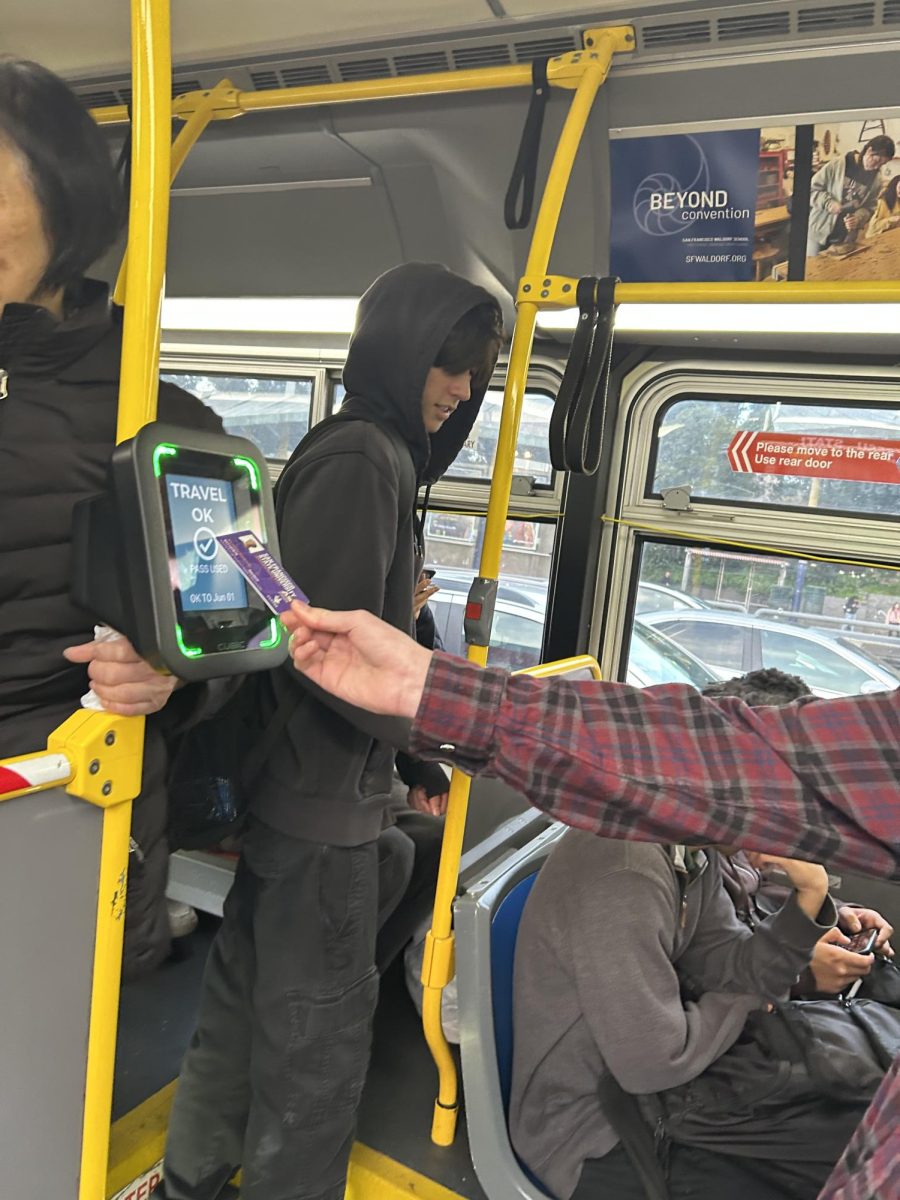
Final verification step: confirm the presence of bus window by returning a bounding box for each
[652,395,900,516]
[631,543,900,698]
[163,373,312,463]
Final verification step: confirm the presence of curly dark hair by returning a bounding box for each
[701,667,812,708]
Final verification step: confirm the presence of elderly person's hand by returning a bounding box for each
[63,635,178,716]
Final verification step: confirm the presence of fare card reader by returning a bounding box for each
[73,422,288,681]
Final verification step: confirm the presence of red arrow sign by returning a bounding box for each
[726,432,900,484]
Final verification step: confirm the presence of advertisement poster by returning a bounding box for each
[611,128,772,282]
[804,116,900,282]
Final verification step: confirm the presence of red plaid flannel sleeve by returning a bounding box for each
[819,1056,899,1198]
[411,654,900,881]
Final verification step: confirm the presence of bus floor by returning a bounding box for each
[110,913,487,1200]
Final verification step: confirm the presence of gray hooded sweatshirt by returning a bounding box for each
[509,832,835,1199]
[251,262,500,845]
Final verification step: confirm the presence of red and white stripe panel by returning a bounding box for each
[0,753,71,797]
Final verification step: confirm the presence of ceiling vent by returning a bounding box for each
[797,2,876,33]
[640,19,712,49]
[80,88,120,108]
[171,78,203,97]
[717,10,791,40]
[882,0,900,19]
[394,50,449,75]
[452,43,511,69]
[280,63,332,87]
[249,69,280,91]
[337,56,392,81]
[513,35,577,62]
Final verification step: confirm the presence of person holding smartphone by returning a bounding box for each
[707,671,894,1000]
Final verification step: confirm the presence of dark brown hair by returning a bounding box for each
[434,301,504,393]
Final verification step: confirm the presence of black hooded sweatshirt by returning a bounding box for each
[252,262,500,845]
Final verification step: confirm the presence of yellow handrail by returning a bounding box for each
[520,273,900,306]
[115,0,173,444]
[81,2,172,1196]
[517,654,603,680]
[420,25,633,1147]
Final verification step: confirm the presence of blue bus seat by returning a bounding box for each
[490,871,539,1114]
[455,823,565,1200]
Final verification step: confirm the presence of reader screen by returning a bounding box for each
[165,473,249,611]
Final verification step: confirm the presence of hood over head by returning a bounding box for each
[341,262,502,483]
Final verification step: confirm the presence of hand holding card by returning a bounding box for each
[216,531,309,615]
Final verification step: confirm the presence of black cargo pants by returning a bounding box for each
[162,816,379,1200]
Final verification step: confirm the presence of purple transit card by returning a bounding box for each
[216,531,309,615]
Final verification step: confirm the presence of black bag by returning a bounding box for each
[856,956,900,1009]
[167,674,299,850]
[651,998,900,1161]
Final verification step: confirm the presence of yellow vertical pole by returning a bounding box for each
[80,2,171,1197]
[115,0,173,444]
[423,38,621,1146]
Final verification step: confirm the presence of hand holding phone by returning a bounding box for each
[845,929,878,955]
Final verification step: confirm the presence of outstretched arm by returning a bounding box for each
[281,603,900,880]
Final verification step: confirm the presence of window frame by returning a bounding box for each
[593,360,900,687]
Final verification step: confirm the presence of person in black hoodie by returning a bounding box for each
[0,59,222,976]
[160,263,503,1200]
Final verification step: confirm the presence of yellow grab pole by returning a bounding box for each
[422,33,624,1146]
[114,79,237,306]
[79,2,171,1197]
[115,0,172,444]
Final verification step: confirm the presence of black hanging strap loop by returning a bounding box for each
[504,58,550,230]
[549,276,598,471]
[549,276,619,475]
[114,103,134,206]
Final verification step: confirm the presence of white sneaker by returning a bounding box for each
[167,898,199,939]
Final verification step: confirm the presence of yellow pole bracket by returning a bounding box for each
[47,710,145,808]
[546,26,636,89]
[171,82,244,122]
[517,273,580,307]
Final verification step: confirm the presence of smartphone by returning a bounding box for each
[421,568,437,580]
[845,929,878,955]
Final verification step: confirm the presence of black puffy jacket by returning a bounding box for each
[0,279,222,978]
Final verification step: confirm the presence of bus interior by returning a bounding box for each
[3,1,900,1197]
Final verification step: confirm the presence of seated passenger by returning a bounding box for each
[509,830,843,1200]
[706,670,894,999]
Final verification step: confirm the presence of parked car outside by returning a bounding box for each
[639,610,900,698]
[636,581,707,615]
[428,591,718,688]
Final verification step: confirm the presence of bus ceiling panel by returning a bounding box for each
[170,124,368,191]
[607,44,900,131]
[8,0,492,78]
[160,87,610,304]
[165,183,406,299]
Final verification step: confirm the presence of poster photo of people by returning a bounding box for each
[609,113,900,284]
[804,117,900,282]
